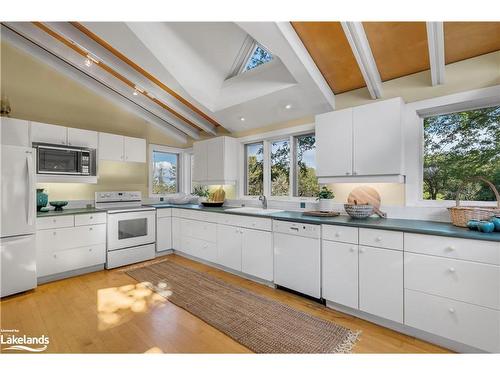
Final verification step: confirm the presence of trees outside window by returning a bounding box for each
[152,151,179,195]
[245,142,264,196]
[423,105,499,201]
[271,140,290,196]
[295,134,319,197]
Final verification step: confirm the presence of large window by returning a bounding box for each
[151,149,180,195]
[245,142,264,196]
[423,105,499,201]
[244,133,319,198]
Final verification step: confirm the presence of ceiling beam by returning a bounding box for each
[341,22,383,99]
[426,22,445,86]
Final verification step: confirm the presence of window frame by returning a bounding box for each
[404,86,500,207]
[148,144,189,198]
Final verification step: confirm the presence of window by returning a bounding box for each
[422,105,499,201]
[243,132,319,198]
[245,142,264,196]
[295,134,320,197]
[271,140,290,196]
[151,148,180,195]
[242,44,273,73]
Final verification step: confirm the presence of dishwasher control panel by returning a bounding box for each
[272,220,320,239]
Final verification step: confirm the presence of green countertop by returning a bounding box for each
[150,203,500,242]
[36,207,105,218]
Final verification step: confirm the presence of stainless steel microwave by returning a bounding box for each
[33,143,96,176]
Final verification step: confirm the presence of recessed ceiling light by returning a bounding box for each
[285,104,292,109]
[84,58,92,67]
[240,117,246,122]
[133,90,139,96]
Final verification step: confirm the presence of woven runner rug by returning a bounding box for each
[126,259,360,353]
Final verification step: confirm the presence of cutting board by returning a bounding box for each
[347,186,387,218]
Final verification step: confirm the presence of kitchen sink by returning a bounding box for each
[225,207,284,215]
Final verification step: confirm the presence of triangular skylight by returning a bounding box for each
[242,44,273,73]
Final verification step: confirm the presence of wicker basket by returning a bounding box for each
[448,177,500,227]
[344,204,374,219]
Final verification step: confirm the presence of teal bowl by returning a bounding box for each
[467,220,480,231]
[478,221,495,233]
[49,201,68,211]
[490,216,500,232]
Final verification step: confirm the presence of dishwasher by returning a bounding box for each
[273,220,321,299]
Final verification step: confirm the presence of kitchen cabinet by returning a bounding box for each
[217,224,242,270]
[157,217,172,252]
[322,240,359,309]
[31,121,68,145]
[98,132,146,162]
[171,216,181,251]
[1,117,30,147]
[358,245,403,323]
[67,128,98,148]
[241,228,273,281]
[192,136,238,185]
[315,97,404,182]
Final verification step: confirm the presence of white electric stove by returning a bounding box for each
[95,191,156,269]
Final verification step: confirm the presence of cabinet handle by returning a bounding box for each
[89,227,93,231]
[448,267,456,273]
[89,248,92,252]
[353,171,357,175]
[335,232,341,237]
[53,219,57,223]
[53,254,57,259]
[90,216,93,219]
[359,248,365,253]
[53,231,57,236]
[446,245,456,251]
[350,247,356,252]
[448,307,455,313]
[68,142,71,146]
[345,172,350,175]
[375,236,382,242]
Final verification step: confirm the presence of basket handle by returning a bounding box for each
[455,177,500,208]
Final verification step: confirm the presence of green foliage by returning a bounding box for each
[246,146,264,196]
[423,106,499,201]
[192,185,210,198]
[271,140,290,196]
[316,186,335,200]
[152,162,177,195]
[296,135,319,197]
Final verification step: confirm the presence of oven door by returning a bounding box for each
[107,210,156,251]
[37,145,82,175]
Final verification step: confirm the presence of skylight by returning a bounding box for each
[242,44,273,73]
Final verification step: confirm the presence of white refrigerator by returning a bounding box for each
[0,144,37,297]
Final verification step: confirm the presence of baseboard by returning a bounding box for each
[325,300,486,353]
[37,264,105,284]
[156,249,174,257]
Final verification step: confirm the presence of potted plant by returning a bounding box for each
[316,186,335,212]
[192,185,210,203]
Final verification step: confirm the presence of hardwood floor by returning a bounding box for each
[0,254,450,354]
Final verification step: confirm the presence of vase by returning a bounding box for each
[318,199,334,212]
[36,189,48,211]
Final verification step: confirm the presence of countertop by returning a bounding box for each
[36,203,500,242]
[150,203,500,242]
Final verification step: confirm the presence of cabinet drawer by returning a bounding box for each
[405,289,500,352]
[218,214,271,231]
[178,209,219,223]
[181,236,217,263]
[404,233,500,265]
[180,219,216,243]
[405,253,500,310]
[359,228,403,250]
[322,225,358,244]
[156,208,172,218]
[37,215,74,230]
[37,224,106,252]
[37,244,106,277]
[74,212,106,226]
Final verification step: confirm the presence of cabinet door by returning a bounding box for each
[353,98,402,175]
[359,245,403,323]
[98,132,124,161]
[1,117,30,147]
[31,121,67,145]
[241,228,273,281]
[171,217,181,251]
[206,138,224,182]
[156,217,172,252]
[216,224,242,271]
[124,136,146,163]
[67,128,98,148]
[322,241,358,309]
[192,141,207,182]
[315,109,353,177]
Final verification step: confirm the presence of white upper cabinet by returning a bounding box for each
[0,117,30,147]
[67,128,98,148]
[192,136,238,185]
[98,132,146,163]
[31,121,68,145]
[315,97,405,183]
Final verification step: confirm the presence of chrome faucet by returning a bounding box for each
[259,195,267,209]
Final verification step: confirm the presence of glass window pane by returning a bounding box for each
[423,105,499,201]
[243,45,273,72]
[152,151,179,195]
[271,139,290,196]
[296,134,319,197]
[245,143,264,196]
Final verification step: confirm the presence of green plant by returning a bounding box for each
[316,186,334,200]
[192,185,210,198]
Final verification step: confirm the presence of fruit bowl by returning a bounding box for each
[49,201,68,211]
[344,203,374,219]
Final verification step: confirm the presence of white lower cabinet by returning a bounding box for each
[358,246,403,323]
[322,240,359,309]
[156,216,172,252]
[241,228,273,281]
[217,224,242,271]
[172,216,181,251]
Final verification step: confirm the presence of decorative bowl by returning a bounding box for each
[478,220,495,233]
[49,201,68,211]
[201,201,224,207]
[344,204,374,219]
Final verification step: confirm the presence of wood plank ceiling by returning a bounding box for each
[292,22,500,94]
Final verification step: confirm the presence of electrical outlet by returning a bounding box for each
[300,202,306,209]
[159,197,164,202]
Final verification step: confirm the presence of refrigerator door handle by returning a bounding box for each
[26,151,35,225]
